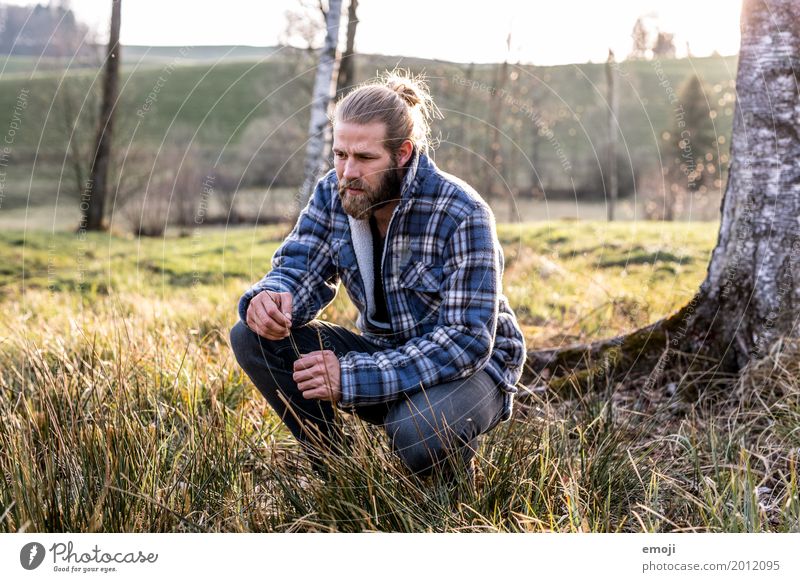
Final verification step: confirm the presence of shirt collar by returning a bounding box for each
[399,146,433,202]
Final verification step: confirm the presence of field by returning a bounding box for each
[2,221,799,532]
[0,50,737,227]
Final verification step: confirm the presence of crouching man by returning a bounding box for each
[230,72,526,483]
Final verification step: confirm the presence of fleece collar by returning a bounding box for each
[346,147,429,329]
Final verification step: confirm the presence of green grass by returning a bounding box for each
[497,220,714,346]
[1,221,798,532]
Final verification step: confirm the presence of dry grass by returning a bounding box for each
[1,223,797,532]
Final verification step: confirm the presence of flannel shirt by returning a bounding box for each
[238,148,526,421]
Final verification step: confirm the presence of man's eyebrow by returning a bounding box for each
[332,148,380,157]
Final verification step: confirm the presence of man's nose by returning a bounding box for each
[342,159,360,181]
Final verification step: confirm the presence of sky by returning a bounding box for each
[31,0,742,65]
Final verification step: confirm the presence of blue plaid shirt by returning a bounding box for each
[238,149,526,421]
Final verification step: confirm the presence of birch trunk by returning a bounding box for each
[301,0,343,204]
[688,0,800,367]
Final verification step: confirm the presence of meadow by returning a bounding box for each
[2,220,798,532]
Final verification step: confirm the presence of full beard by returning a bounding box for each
[339,159,404,220]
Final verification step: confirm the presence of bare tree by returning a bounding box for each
[81,0,120,231]
[629,17,650,60]
[300,0,343,204]
[335,0,359,97]
[279,0,327,53]
[51,76,96,202]
[653,31,677,59]
[48,72,146,217]
[605,49,619,221]
[525,0,800,387]
[483,32,511,207]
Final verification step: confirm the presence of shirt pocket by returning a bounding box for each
[331,238,358,271]
[398,260,444,325]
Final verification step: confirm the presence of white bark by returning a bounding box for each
[301,0,343,203]
[694,0,800,365]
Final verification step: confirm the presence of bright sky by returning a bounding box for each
[45,0,741,65]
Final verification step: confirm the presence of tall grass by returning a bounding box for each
[1,224,798,531]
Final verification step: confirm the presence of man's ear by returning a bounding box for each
[397,139,414,167]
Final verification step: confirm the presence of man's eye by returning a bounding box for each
[335,152,346,159]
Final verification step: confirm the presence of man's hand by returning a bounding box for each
[246,290,293,339]
[293,350,342,402]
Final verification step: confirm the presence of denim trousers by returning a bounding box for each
[230,319,505,478]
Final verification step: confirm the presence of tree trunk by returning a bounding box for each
[690,0,800,366]
[300,0,343,205]
[483,58,508,204]
[459,62,475,181]
[335,0,358,98]
[524,0,800,388]
[605,49,619,221]
[82,0,121,232]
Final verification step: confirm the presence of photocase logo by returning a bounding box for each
[20,542,46,570]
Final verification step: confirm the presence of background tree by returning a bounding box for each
[483,31,511,208]
[652,30,676,59]
[0,1,91,57]
[82,0,120,231]
[335,0,359,98]
[673,74,718,194]
[300,0,342,205]
[279,0,327,53]
[605,49,619,221]
[47,74,147,222]
[651,74,719,220]
[525,0,800,386]
[629,17,650,60]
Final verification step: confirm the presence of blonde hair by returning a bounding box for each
[332,70,441,157]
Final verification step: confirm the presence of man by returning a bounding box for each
[230,73,526,483]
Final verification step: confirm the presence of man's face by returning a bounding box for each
[332,120,404,220]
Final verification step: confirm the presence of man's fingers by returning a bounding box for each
[259,298,289,329]
[246,311,268,338]
[276,292,293,326]
[266,292,292,327]
[296,376,324,393]
[292,367,318,385]
[247,305,273,337]
[293,353,324,371]
[247,311,287,340]
[265,302,289,327]
[292,350,337,399]
[250,301,273,332]
[300,386,332,401]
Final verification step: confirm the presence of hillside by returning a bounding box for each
[0,48,737,225]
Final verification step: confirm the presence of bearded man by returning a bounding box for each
[230,72,526,484]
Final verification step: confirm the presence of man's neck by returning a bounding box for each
[371,200,399,238]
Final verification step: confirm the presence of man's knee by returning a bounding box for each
[388,419,439,476]
[229,320,282,370]
[386,408,476,476]
[230,321,256,360]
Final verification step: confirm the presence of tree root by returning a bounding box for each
[519,297,705,398]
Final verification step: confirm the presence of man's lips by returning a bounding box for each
[346,187,364,195]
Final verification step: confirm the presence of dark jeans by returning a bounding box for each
[229,319,505,478]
